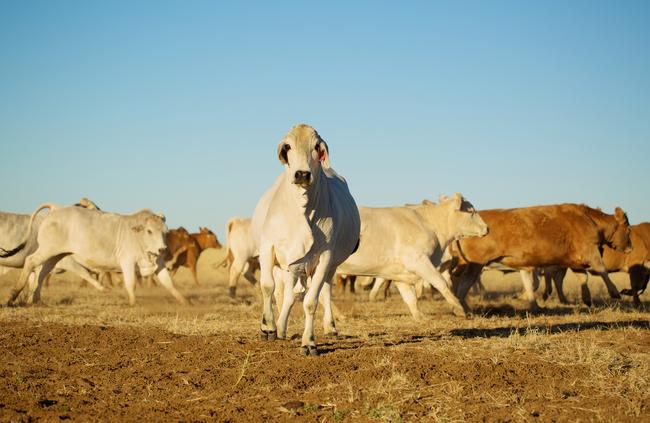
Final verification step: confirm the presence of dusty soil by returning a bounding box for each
[1,252,649,422]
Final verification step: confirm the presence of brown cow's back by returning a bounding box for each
[456,204,605,270]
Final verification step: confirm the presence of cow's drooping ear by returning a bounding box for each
[277,139,290,165]
[614,207,628,223]
[132,225,144,233]
[315,139,330,169]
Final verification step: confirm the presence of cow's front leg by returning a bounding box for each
[155,265,188,305]
[394,281,425,320]
[519,270,540,312]
[121,261,137,306]
[258,243,277,341]
[275,268,298,340]
[405,254,466,317]
[301,254,332,356]
[574,271,592,306]
[597,271,622,300]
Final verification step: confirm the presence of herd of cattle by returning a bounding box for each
[1,124,648,355]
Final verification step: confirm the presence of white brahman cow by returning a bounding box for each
[220,217,259,298]
[251,124,360,356]
[0,201,108,301]
[336,194,488,319]
[1,204,187,306]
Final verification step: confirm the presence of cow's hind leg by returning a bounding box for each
[320,279,338,337]
[369,278,387,301]
[7,251,61,306]
[27,256,66,305]
[228,257,247,298]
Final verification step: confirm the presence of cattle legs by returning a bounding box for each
[621,265,648,308]
[319,280,338,337]
[405,255,466,317]
[155,267,189,305]
[6,252,66,306]
[394,281,425,320]
[369,277,387,301]
[275,268,298,340]
[299,254,333,356]
[258,244,277,341]
[519,270,540,312]
[228,256,248,298]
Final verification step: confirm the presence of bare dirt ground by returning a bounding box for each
[1,249,649,422]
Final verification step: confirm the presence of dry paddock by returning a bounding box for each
[0,249,649,422]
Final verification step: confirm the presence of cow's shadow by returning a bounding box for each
[470,304,576,318]
[450,319,650,339]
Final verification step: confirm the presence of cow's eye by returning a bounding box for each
[147,229,153,234]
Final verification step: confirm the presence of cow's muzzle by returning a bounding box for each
[293,170,311,188]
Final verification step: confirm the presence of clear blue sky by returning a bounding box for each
[1,1,649,240]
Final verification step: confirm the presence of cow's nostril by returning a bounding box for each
[295,171,311,181]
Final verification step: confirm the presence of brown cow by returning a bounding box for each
[540,223,650,307]
[165,227,201,285]
[451,204,631,312]
[191,227,222,250]
[165,226,222,285]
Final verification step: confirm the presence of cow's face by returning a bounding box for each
[277,124,329,190]
[133,214,168,260]
[610,207,632,253]
[199,227,221,249]
[441,193,489,239]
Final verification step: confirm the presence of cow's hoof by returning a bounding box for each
[452,309,467,318]
[300,346,319,356]
[610,291,622,300]
[228,287,236,299]
[260,330,277,341]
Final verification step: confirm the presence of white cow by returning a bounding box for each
[220,217,259,298]
[336,194,488,319]
[251,124,360,356]
[1,204,187,306]
[0,205,108,299]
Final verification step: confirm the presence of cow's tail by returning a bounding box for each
[0,203,57,258]
[214,218,236,269]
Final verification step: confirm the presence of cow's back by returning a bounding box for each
[38,208,124,267]
[339,207,425,272]
[457,205,599,269]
